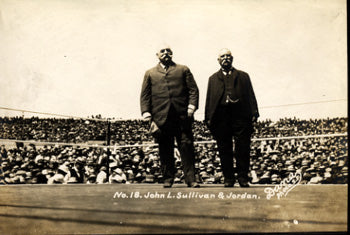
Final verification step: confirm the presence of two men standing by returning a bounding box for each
[140,46,259,188]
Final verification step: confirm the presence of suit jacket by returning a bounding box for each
[205,67,259,128]
[140,62,199,127]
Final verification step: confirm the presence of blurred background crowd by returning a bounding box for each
[0,117,347,143]
[0,117,348,185]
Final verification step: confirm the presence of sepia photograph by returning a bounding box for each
[0,0,347,234]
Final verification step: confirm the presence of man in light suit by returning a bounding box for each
[140,45,200,188]
[205,48,259,187]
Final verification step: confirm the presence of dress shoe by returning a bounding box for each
[224,179,235,187]
[187,182,200,188]
[163,181,173,188]
[224,182,234,187]
[238,178,250,188]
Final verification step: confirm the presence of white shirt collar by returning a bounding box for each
[159,63,169,70]
[221,67,233,75]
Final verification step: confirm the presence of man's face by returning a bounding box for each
[157,47,173,65]
[218,49,233,70]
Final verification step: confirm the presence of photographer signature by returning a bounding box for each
[264,172,302,200]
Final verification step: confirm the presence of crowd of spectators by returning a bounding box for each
[0,117,347,144]
[0,134,347,185]
[0,116,348,185]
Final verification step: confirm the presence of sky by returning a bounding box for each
[0,0,347,121]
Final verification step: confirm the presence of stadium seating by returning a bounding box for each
[0,117,348,185]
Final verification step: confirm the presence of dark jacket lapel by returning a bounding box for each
[166,62,176,73]
[211,70,225,108]
[230,68,239,87]
[156,63,166,74]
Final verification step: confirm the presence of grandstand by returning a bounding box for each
[0,113,347,185]
[0,107,348,233]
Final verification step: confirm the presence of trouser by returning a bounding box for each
[156,106,196,184]
[211,106,253,182]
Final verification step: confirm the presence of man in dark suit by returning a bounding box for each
[205,48,259,187]
[140,45,200,188]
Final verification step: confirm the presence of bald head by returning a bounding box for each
[156,43,172,53]
[218,48,232,58]
[218,48,233,70]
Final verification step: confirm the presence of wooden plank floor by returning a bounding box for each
[0,184,347,234]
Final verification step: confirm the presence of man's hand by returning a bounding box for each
[142,112,152,122]
[187,104,196,118]
[205,120,211,127]
[252,116,258,123]
[187,108,195,117]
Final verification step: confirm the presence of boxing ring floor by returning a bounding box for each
[0,184,347,234]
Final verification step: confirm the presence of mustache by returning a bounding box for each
[161,54,172,59]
